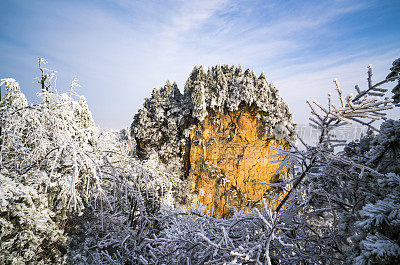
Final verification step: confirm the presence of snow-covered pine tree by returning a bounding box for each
[343,118,400,264]
[386,58,400,104]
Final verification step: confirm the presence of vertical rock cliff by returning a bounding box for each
[131,65,293,218]
[189,107,289,218]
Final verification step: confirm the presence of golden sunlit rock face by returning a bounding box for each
[131,65,294,218]
[188,107,288,218]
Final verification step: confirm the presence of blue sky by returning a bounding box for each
[1,0,399,129]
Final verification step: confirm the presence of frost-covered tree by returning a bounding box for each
[386,58,400,104]
[132,80,184,162]
[0,59,100,263]
[265,60,400,264]
[351,172,400,264]
[0,59,171,264]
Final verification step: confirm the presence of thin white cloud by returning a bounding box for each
[1,0,398,129]
[164,0,230,35]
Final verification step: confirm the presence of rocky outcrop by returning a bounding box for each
[189,107,289,218]
[131,65,293,217]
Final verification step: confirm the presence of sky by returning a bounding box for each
[0,0,399,130]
